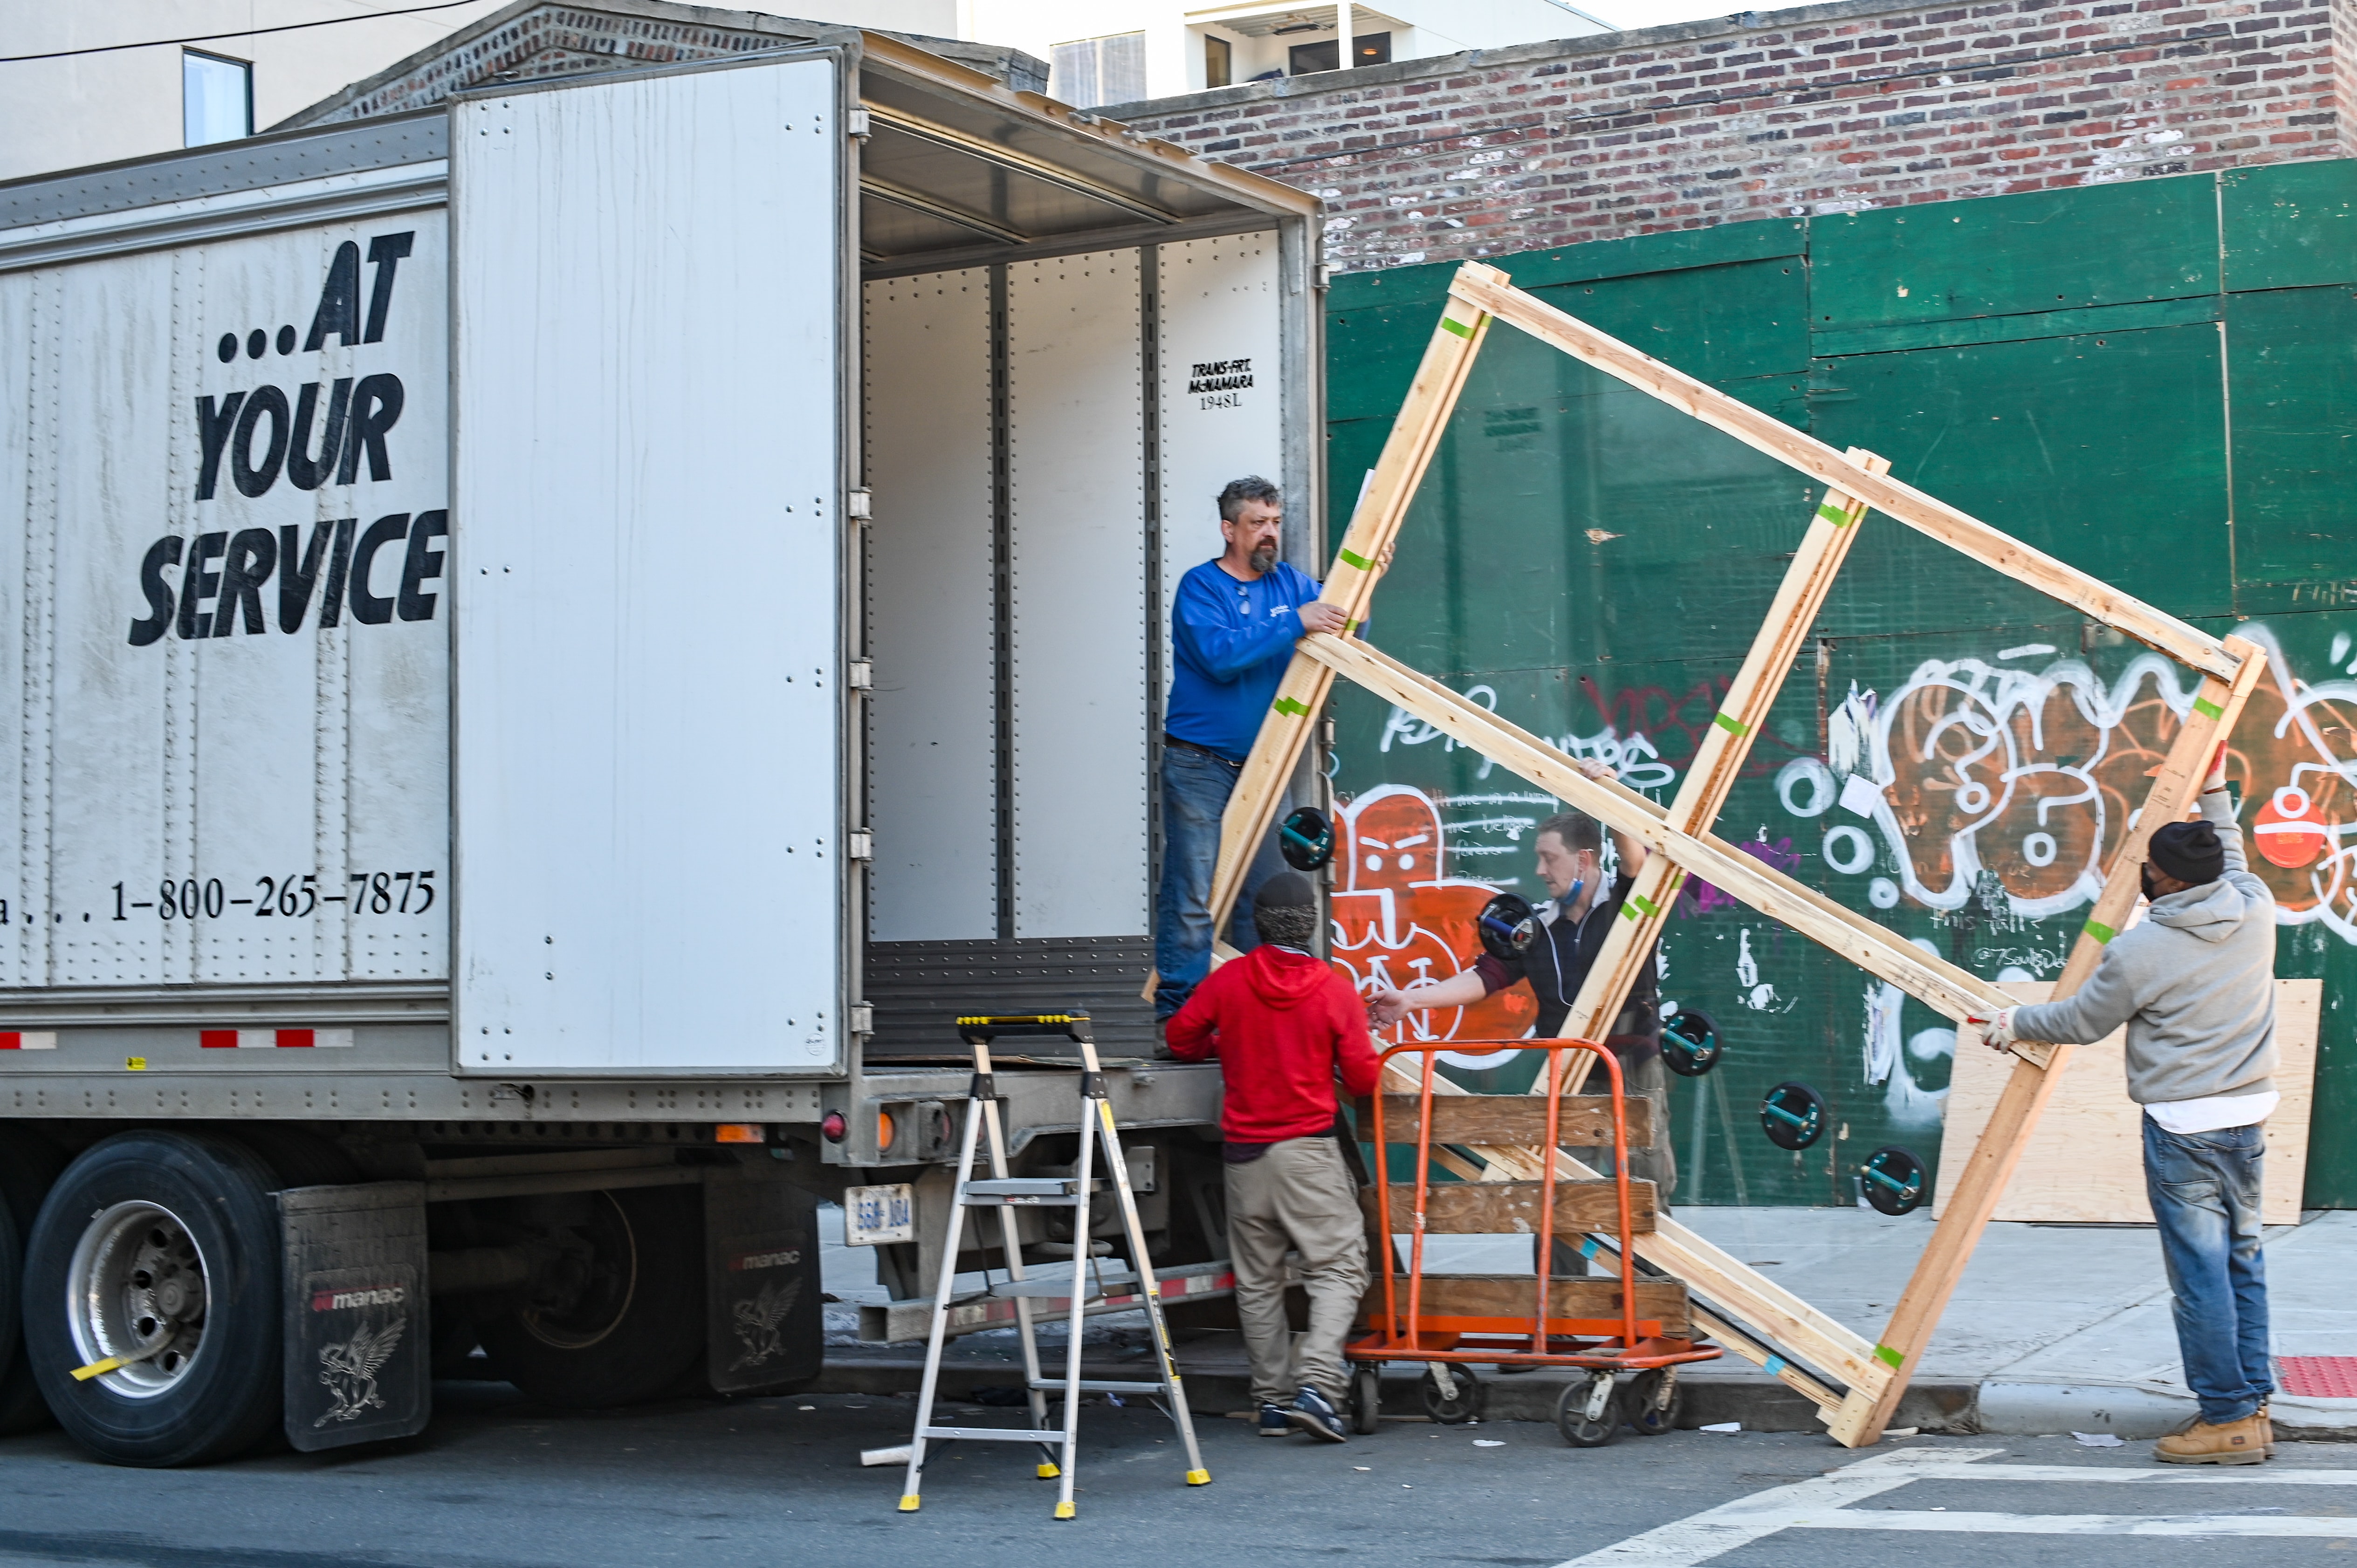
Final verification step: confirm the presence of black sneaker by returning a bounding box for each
[1258,1404,1291,1437]
[1287,1384,1348,1443]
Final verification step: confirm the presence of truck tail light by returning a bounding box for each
[714,1123,763,1144]
[821,1111,847,1142]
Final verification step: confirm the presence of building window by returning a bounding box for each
[1204,34,1232,90]
[183,49,252,147]
[1050,31,1148,109]
[1287,32,1391,74]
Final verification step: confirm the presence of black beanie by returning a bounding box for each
[2148,819,2225,887]
[1254,870,1318,920]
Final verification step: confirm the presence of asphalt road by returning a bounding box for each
[0,1386,2353,1568]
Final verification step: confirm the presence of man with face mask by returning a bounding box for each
[1977,747,2279,1466]
[1364,760,1675,1205]
[1154,477,1350,1025]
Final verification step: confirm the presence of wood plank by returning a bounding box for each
[1201,264,1506,938]
[1303,632,2018,1025]
[1381,1055,1888,1393]
[1450,269,2240,683]
[1827,631,2269,1447]
[1689,1303,1843,1411]
[1354,1094,1653,1149]
[1364,1179,1656,1235]
[1934,978,2321,1226]
[1556,452,1888,1082]
[1358,1274,1690,1335]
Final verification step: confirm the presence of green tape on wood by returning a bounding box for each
[1816,500,1855,527]
[1273,697,1309,717]
[2193,696,2224,720]
[1874,1344,1904,1369]
[2084,918,2116,944]
[1337,547,1373,570]
[1627,893,1661,919]
[1712,711,1751,738]
[1439,316,1473,339]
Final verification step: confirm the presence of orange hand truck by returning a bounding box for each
[1344,1039,1720,1446]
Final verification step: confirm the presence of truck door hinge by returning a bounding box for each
[847,108,872,140]
[851,1002,874,1035]
[848,830,873,860]
[847,487,873,520]
[848,659,873,690]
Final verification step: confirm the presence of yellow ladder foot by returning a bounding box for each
[1053,1500,1077,1520]
[1036,1462,1061,1479]
[898,1495,921,1513]
[1185,1468,1211,1486]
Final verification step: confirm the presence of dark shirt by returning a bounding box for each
[1471,871,1662,1059]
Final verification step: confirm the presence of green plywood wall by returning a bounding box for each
[1321,160,2357,1209]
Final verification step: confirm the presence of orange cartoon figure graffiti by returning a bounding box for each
[1326,784,1537,1054]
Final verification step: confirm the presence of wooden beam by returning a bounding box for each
[1301,632,2020,1027]
[1355,1093,1652,1148]
[1447,269,2242,683]
[1825,631,2269,1446]
[1203,263,1508,937]
[1359,1275,1691,1335]
[1553,451,1890,1068]
[1364,1178,1656,1234]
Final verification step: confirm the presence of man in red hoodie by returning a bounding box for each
[1166,871,1383,1443]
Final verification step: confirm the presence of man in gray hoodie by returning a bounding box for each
[1980,748,2278,1465]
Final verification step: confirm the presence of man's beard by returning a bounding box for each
[1248,541,1277,574]
[2141,864,2164,902]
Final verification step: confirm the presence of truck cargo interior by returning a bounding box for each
[852,39,1321,1060]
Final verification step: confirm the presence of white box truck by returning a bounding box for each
[0,33,1322,1464]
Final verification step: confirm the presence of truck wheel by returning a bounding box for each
[476,1186,705,1407]
[0,1132,67,1433]
[22,1132,284,1466]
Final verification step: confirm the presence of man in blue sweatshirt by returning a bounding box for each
[1980,747,2279,1465]
[1154,477,1348,1023]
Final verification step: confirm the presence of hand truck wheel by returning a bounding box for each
[1420,1365,1485,1424]
[1349,1365,1383,1435]
[1625,1368,1679,1437]
[1556,1374,1621,1448]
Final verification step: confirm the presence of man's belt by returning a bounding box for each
[1162,734,1245,765]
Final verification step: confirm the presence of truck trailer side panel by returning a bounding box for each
[450,57,846,1076]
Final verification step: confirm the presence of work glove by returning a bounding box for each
[2203,742,2230,795]
[1966,1008,2016,1051]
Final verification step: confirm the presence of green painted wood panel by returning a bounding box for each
[2224,160,2357,293]
[2227,284,2357,611]
[1319,165,2357,1206]
[1811,176,2219,332]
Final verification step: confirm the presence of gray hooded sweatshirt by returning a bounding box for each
[2011,791,2277,1105]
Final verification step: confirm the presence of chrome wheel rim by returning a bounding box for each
[66,1201,210,1397]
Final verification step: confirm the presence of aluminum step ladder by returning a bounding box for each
[897,1013,1209,1520]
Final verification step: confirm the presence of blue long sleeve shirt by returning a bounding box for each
[1165,558,1325,760]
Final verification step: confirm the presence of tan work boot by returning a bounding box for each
[2255,1402,2276,1457]
[2154,1411,2269,1465]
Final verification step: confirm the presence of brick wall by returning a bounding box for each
[1104,0,2352,272]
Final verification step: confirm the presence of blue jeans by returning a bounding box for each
[2143,1114,2273,1424]
[1154,745,1287,1020]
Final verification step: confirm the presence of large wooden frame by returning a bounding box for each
[1210,260,2267,1446]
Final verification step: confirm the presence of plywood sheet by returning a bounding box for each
[1934,978,2320,1224]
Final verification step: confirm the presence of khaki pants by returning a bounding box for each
[1224,1136,1368,1407]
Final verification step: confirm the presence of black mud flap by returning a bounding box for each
[705,1166,822,1395]
[280,1182,430,1452]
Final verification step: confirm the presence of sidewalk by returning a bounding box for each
[813,1203,2357,1439]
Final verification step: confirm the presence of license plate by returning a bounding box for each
[844,1182,915,1246]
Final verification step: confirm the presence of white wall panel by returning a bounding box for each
[1006,251,1148,938]
[453,59,841,1073]
[1156,233,1285,694]
[864,271,996,941]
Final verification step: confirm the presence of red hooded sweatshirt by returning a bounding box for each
[1165,945,1384,1143]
